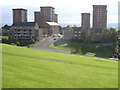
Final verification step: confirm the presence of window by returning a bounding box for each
[74,31,77,33]
[74,34,77,37]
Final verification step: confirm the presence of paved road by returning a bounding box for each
[30,36,70,53]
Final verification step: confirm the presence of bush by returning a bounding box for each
[16,42,20,46]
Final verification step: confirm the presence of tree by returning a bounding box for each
[80,30,93,43]
[2,24,10,30]
[102,28,117,43]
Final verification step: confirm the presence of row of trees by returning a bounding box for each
[77,28,118,43]
[71,28,119,58]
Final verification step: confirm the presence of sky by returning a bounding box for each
[0,0,119,27]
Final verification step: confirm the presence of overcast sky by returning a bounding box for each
[0,0,119,27]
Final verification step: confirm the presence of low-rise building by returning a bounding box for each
[46,22,60,35]
[10,22,43,43]
[63,26,82,41]
[63,26,74,40]
[72,27,82,41]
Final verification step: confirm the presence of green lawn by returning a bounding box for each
[2,44,118,88]
[0,36,9,40]
[48,39,115,57]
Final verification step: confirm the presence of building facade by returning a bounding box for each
[54,14,58,23]
[72,27,82,41]
[13,8,27,24]
[34,11,45,28]
[10,22,43,43]
[34,12,41,27]
[81,13,90,30]
[46,22,60,35]
[93,5,107,30]
[34,6,59,35]
[63,26,74,40]
[63,26,82,41]
[40,6,55,23]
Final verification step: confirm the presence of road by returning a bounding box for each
[30,36,70,53]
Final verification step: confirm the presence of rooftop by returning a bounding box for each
[46,22,59,26]
[40,6,55,9]
[93,5,107,7]
[13,8,27,11]
[12,22,37,27]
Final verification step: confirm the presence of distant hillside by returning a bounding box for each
[60,23,118,28]
[108,23,118,28]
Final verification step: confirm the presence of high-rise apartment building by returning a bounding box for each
[35,6,58,28]
[34,6,59,35]
[34,11,44,27]
[54,14,58,23]
[81,13,90,30]
[93,5,107,30]
[40,6,55,22]
[13,8,27,23]
[34,12,40,25]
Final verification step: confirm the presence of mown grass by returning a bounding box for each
[48,39,115,57]
[0,36,9,40]
[2,44,118,88]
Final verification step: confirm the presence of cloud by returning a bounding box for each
[1,0,119,26]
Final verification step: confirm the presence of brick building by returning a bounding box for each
[93,5,107,31]
[81,13,90,30]
[34,6,59,35]
[63,26,82,41]
[54,14,58,23]
[13,8,27,24]
[10,22,43,43]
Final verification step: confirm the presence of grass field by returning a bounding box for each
[48,39,115,57]
[2,44,118,88]
[0,36,9,40]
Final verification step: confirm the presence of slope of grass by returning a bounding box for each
[2,44,118,88]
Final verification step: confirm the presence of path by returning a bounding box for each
[31,36,70,53]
